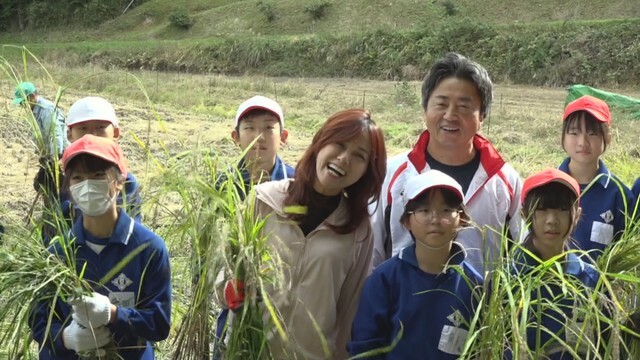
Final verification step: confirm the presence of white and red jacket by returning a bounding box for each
[371,130,523,274]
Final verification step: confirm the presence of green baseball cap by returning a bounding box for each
[12,82,37,105]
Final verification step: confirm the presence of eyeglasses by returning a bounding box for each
[408,208,461,224]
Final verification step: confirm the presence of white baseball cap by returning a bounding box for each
[402,170,464,208]
[67,96,118,128]
[234,95,284,128]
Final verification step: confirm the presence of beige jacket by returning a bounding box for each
[255,179,373,360]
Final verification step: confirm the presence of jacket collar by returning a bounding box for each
[407,130,506,179]
[512,248,585,276]
[71,209,135,246]
[255,179,348,228]
[558,158,611,188]
[399,241,467,274]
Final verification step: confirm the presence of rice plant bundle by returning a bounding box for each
[0,230,107,359]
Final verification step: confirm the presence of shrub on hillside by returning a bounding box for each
[441,0,458,16]
[169,9,193,29]
[304,1,332,20]
[258,1,277,22]
[82,0,119,26]
[27,2,63,28]
[24,0,146,29]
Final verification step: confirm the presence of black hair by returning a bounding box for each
[521,182,579,247]
[62,154,123,191]
[421,52,493,119]
[235,109,283,134]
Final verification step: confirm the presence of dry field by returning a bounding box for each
[1,66,640,230]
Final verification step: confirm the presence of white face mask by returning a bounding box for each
[69,179,116,217]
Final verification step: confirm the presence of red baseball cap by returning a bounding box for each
[61,134,127,177]
[522,168,580,205]
[563,95,611,125]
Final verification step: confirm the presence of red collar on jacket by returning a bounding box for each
[407,130,505,178]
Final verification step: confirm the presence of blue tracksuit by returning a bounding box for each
[558,158,634,261]
[31,209,171,359]
[348,243,483,359]
[212,154,294,359]
[510,249,602,359]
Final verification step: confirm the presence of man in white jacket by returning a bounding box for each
[371,53,522,274]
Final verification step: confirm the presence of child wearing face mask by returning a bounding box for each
[30,134,171,359]
[62,97,142,221]
[348,170,483,359]
[42,97,143,246]
[558,96,634,261]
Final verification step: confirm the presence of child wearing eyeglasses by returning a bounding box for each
[348,170,483,359]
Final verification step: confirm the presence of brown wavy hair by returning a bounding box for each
[283,109,387,234]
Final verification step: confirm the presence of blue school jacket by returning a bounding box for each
[348,243,483,359]
[558,158,634,261]
[31,209,171,360]
[511,249,602,359]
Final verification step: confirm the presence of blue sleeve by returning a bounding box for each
[122,173,143,222]
[616,185,635,239]
[31,296,75,357]
[53,107,67,155]
[108,239,171,341]
[38,107,56,156]
[632,178,640,200]
[631,178,640,219]
[348,271,391,359]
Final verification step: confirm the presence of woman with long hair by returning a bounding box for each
[222,109,386,359]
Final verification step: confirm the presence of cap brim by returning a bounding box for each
[522,178,580,204]
[11,98,24,105]
[63,150,127,178]
[67,119,117,128]
[551,178,580,197]
[237,106,282,123]
[564,107,609,124]
[407,184,464,204]
[583,109,609,123]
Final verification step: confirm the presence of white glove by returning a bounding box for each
[71,292,112,328]
[62,320,111,352]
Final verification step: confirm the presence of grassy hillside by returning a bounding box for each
[2,0,640,42]
[0,1,638,88]
[100,0,640,40]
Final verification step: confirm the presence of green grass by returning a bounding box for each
[2,0,639,43]
[66,0,640,39]
[1,55,640,357]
